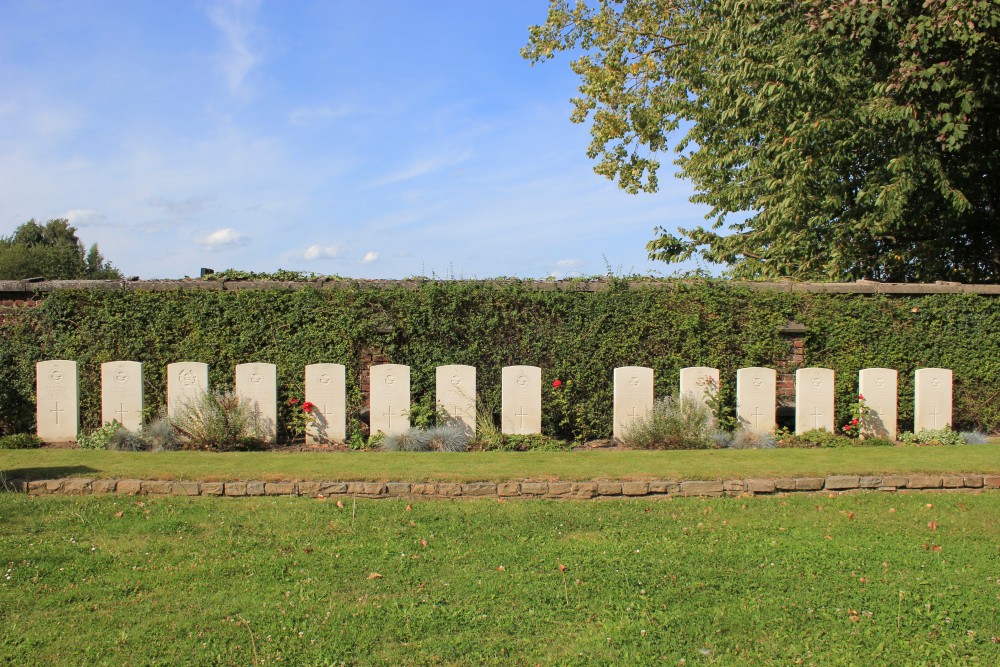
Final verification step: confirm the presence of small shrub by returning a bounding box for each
[0,433,43,449]
[143,417,182,452]
[729,429,776,449]
[107,427,148,452]
[381,430,428,452]
[171,390,264,451]
[774,428,848,448]
[710,431,734,448]
[474,395,503,450]
[860,437,896,447]
[420,425,470,452]
[77,421,122,450]
[898,427,966,446]
[619,396,715,450]
[960,430,989,445]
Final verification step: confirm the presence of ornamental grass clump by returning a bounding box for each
[619,396,715,450]
[420,425,470,452]
[171,390,264,451]
[728,429,776,450]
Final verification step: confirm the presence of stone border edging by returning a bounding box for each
[5,474,998,499]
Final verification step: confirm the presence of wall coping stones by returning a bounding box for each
[7,475,997,499]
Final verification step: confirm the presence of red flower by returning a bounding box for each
[287,397,300,405]
[851,418,859,425]
[302,401,314,413]
[858,394,864,400]
[552,379,562,388]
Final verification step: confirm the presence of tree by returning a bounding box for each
[523,0,1000,282]
[0,218,122,280]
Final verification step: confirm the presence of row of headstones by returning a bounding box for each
[34,360,953,443]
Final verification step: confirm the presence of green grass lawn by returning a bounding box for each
[1,492,998,665]
[2,443,999,484]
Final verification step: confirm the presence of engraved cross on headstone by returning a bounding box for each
[115,402,129,423]
[50,402,64,425]
[383,404,395,429]
[515,406,528,429]
[750,406,764,428]
[929,405,941,428]
[627,406,640,422]
[811,406,823,429]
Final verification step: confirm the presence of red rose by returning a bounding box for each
[288,398,299,405]
[858,394,864,400]
[851,418,859,425]
[302,401,314,413]
[552,380,562,388]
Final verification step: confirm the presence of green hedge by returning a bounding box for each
[0,281,997,439]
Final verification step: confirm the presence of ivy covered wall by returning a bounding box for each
[0,280,997,439]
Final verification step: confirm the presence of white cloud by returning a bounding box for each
[289,105,351,126]
[147,195,215,217]
[369,150,472,188]
[303,244,344,260]
[206,0,262,92]
[556,258,582,269]
[198,227,249,250]
[62,209,110,228]
[360,251,379,264]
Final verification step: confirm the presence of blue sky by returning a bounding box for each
[0,0,711,279]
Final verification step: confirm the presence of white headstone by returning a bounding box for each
[736,367,776,433]
[305,363,346,443]
[501,365,541,435]
[167,362,209,418]
[101,361,143,431]
[914,368,952,432]
[795,367,835,433]
[858,368,897,440]
[679,366,720,412]
[370,364,410,436]
[613,366,654,440]
[436,365,476,434]
[36,360,79,442]
[235,363,277,442]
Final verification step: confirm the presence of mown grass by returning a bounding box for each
[2,443,999,483]
[1,493,998,665]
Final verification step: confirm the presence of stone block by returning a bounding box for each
[461,482,496,496]
[520,482,547,496]
[224,482,247,496]
[172,481,201,496]
[622,482,649,496]
[907,475,943,489]
[795,477,825,491]
[437,483,461,497]
[45,479,65,493]
[679,481,724,496]
[497,482,521,497]
[91,479,117,494]
[597,482,623,496]
[297,481,321,496]
[825,476,860,490]
[983,475,1000,489]
[385,482,411,496]
[265,482,297,496]
[411,483,437,495]
[880,475,907,488]
[774,478,797,491]
[546,482,573,496]
[141,480,172,495]
[859,476,882,489]
[245,481,266,496]
[649,480,679,494]
[573,482,598,498]
[319,482,348,495]
[963,476,983,488]
[723,479,745,493]
[942,476,964,489]
[117,479,142,495]
[361,482,386,496]
[202,482,224,496]
[28,480,47,494]
[62,478,93,494]
[746,479,775,494]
